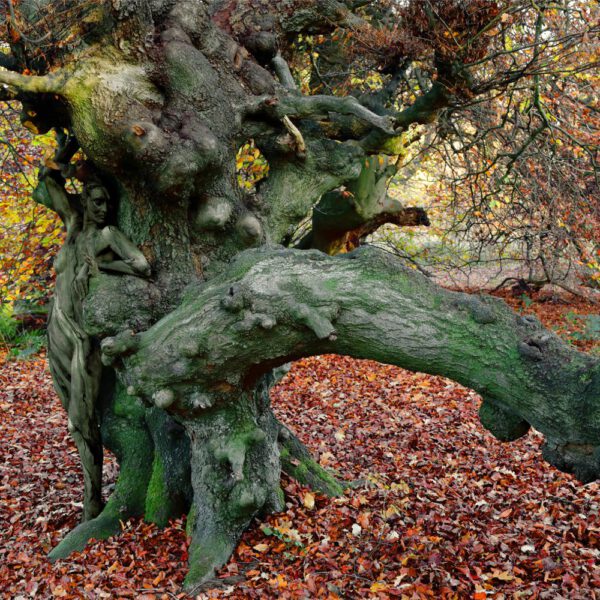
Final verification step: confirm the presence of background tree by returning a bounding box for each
[371,1,599,288]
[0,0,598,591]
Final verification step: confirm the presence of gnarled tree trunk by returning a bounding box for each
[0,0,598,592]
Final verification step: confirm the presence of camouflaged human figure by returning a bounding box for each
[35,170,150,521]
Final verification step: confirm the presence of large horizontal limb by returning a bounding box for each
[119,247,600,482]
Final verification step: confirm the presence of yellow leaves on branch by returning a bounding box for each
[236,140,269,191]
[1,186,62,304]
[0,113,62,304]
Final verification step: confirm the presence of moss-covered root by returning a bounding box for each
[144,408,192,527]
[255,369,345,497]
[48,499,125,560]
[50,382,155,561]
[184,526,242,595]
[182,397,284,593]
[49,429,153,559]
[278,424,346,497]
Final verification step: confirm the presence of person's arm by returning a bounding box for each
[33,131,81,221]
[33,176,74,223]
[73,262,90,299]
[97,226,151,277]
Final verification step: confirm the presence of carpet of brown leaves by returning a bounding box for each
[1,294,599,599]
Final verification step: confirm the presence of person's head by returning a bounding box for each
[83,182,109,225]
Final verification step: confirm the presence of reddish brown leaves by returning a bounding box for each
[1,296,599,598]
[0,352,188,598]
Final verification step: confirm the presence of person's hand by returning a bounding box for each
[74,265,89,299]
[85,254,100,277]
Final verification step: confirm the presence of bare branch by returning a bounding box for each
[0,69,66,95]
[272,53,297,91]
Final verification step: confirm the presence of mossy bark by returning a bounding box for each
[278,427,345,497]
[182,384,283,591]
[121,247,600,486]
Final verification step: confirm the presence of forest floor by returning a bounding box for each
[1,291,599,600]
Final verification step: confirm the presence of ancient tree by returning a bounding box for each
[1,0,598,591]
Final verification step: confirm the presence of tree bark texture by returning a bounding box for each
[0,0,597,591]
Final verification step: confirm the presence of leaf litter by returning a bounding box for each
[1,295,598,599]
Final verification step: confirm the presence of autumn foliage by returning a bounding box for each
[0,105,61,305]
